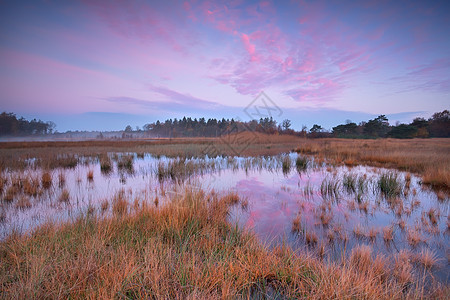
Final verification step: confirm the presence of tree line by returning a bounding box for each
[139,110,449,139]
[330,110,449,138]
[0,112,56,136]
[1,109,448,138]
[139,116,295,138]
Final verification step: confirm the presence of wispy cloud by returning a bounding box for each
[105,85,222,113]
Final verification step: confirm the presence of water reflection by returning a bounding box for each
[0,153,448,282]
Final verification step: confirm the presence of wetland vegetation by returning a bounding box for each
[0,135,448,298]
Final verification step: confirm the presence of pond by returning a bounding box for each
[0,152,448,282]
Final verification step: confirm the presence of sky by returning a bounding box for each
[0,0,449,132]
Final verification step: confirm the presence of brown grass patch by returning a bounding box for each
[0,187,445,299]
[41,171,52,189]
[382,226,394,242]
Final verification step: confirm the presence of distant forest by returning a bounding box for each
[1,110,449,139]
[140,110,449,139]
[0,112,55,136]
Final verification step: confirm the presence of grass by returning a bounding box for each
[282,155,291,174]
[378,172,403,198]
[295,138,450,191]
[3,185,18,202]
[2,187,445,298]
[292,214,302,233]
[23,176,39,197]
[99,154,112,174]
[112,189,128,215]
[41,171,52,189]
[295,155,308,172]
[117,154,134,172]
[393,250,414,286]
[407,229,423,247]
[304,231,318,245]
[382,226,394,242]
[343,173,357,194]
[0,135,448,297]
[100,198,109,213]
[1,136,448,190]
[415,249,440,269]
[320,177,340,199]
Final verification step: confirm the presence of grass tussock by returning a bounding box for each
[112,190,128,216]
[415,249,440,269]
[23,176,39,197]
[407,229,424,247]
[41,171,52,189]
[393,250,414,286]
[99,154,112,174]
[117,155,134,172]
[378,172,403,198]
[382,226,394,242]
[282,155,291,174]
[295,155,308,172]
[0,188,444,299]
[292,214,302,233]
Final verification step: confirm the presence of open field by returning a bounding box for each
[0,134,449,299]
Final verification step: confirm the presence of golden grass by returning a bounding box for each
[367,227,378,241]
[382,226,394,242]
[2,187,444,298]
[0,133,304,171]
[394,250,414,286]
[112,190,128,216]
[292,214,302,233]
[41,171,52,189]
[407,229,424,247]
[295,138,450,190]
[415,249,440,269]
[305,231,318,245]
[1,136,448,190]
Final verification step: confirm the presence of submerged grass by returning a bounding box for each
[296,155,308,172]
[378,172,403,198]
[282,155,291,174]
[320,177,340,199]
[0,188,446,299]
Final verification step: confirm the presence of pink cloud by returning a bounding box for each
[241,33,258,61]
